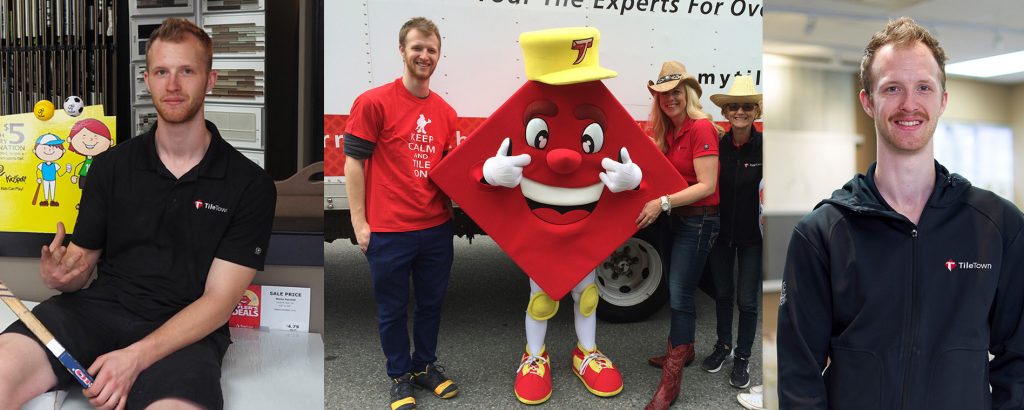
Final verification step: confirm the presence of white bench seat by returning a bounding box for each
[4,302,324,410]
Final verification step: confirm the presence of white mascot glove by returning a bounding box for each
[599,147,642,193]
[483,137,532,188]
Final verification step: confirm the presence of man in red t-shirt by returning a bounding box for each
[342,16,459,410]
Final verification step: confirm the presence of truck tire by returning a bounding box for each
[596,215,671,323]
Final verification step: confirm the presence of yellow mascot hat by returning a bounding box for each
[519,27,618,85]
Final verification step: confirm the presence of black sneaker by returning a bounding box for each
[701,342,732,373]
[390,373,417,410]
[413,364,459,399]
[730,357,751,389]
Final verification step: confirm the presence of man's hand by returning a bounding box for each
[84,346,146,410]
[600,147,642,193]
[482,137,531,188]
[355,221,371,253]
[40,222,92,291]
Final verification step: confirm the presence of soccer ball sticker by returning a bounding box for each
[63,96,84,117]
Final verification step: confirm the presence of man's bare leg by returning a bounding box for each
[0,333,59,410]
[147,398,204,410]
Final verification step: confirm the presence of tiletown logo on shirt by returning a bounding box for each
[945,258,993,272]
[194,199,229,213]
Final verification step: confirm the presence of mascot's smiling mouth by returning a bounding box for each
[520,177,602,225]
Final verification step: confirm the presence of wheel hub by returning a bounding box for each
[596,238,662,307]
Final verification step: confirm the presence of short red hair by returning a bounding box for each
[67,119,112,155]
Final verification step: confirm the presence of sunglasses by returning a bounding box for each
[726,103,758,112]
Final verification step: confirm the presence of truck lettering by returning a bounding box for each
[323,134,344,148]
[688,0,724,15]
[698,72,715,85]
[730,0,761,16]
[545,0,584,7]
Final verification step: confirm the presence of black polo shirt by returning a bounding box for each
[71,120,276,325]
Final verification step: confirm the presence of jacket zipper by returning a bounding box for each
[900,228,919,409]
[730,155,740,245]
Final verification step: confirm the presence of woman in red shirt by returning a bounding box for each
[639,61,723,410]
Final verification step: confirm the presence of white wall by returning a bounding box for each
[943,78,1023,208]
[762,56,861,214]
[1012,84,1024,208]
[944,78,1010,124]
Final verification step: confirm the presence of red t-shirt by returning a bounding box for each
[666,117,720,207]
[345,78,457,232]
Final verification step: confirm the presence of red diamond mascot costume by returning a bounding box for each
[431,27,687,404]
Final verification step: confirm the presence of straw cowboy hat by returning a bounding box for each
[520,27,618,85]
[648,61,702,97]
[710,75,762,107]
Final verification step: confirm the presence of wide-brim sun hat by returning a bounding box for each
[520,27,618,85]
[710,75,762,107]
[648,61,702,97]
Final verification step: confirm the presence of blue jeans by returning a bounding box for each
[708,241,762,359]
[366,220,454,378]
[668,214,720,346]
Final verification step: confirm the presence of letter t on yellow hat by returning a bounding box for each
[519,27,618,85]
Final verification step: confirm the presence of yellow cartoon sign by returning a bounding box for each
[0,105,116,234]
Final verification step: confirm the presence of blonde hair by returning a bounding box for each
[399,17,441,49]
[147,18,213,71]
[648,83,723,152]
[860,17,947,94]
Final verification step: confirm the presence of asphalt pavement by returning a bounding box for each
[325,237,762,409]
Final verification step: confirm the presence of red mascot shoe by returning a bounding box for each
[515,346,552,405]
[571,343,623,397]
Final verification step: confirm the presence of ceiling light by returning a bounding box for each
[946,51,1024,78]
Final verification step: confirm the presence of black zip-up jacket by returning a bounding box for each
[778,161,1024,409]
[718,128,762,246]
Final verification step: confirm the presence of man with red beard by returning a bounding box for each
[778,17,1024,409]
[0,18,275,410]
[342,16,459,410]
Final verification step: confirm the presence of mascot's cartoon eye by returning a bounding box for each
[581,123,603,154]
[526,117,549,150]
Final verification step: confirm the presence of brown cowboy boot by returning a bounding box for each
[645,342,693,410]
[647,340,695,369]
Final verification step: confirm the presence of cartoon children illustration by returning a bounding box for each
[33,133,71,207]
[67,118,113,190]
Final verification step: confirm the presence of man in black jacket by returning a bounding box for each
[777,17,1024,409]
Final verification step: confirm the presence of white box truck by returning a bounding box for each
[324,0,762,322]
